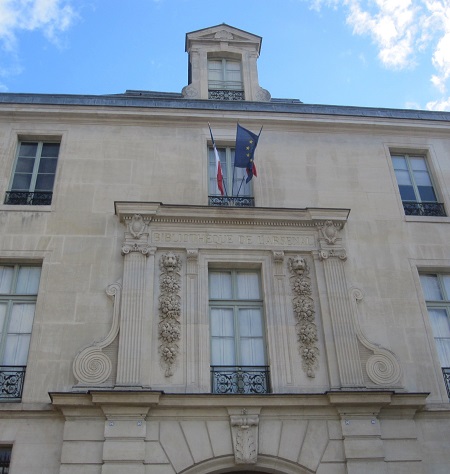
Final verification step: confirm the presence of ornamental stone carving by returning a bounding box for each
[159,252,182,377]
[230,411,259,464]
[215,30,234,40]
[181,84,199,99]
[288,256,319,377]
[73,281,121,386]
[350,288,403,387]
[129,213,146,238]
[318,220,342,245]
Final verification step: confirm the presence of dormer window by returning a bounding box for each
[208,58,244,101]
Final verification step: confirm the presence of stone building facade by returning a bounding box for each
[0,24,449,474]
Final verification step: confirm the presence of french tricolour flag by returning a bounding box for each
[208,124,224,196]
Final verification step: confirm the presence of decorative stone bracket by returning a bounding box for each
[230,410,259,464]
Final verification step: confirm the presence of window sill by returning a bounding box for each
[404,215,450,223]
[0,204,53,212]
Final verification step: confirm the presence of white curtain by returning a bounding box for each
[428,308,450,367]
[4,303,35,366]
[210,271,264,366]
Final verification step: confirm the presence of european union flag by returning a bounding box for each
[234,123,260,183]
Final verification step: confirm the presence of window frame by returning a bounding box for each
[209,269,267,367]
[0,264,41,400]
[208,145,254,203]
[207,58,243,92]
[0,446,11,473]
[419,272,450,398]
[5,139,60,206]
[390,152,446,217]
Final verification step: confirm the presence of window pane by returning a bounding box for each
[41,143,60,157]
[0,266,14,293]
[239,308,263,336]
[392,156,408,170]
[0,302,7,335]
[410,157,427,171]
[420,275,442,300]
[240,337,265,366]
[9,303,36,333]
[16,267,41,294]
[434,338,450,367]
[15,157,36,173]
[18,142,38,157]
[35,173,55,191]
[4,333,31,365]
[417,186,437,202]
[394,169,412,186]
[210,308,234,337]
[209,271,232,299]
[38,157,58,174]
[11,173,32,191]
[211,337,235,365]
[237,272,260,299]
[442,276,450,299]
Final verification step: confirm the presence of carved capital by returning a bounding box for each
[121,242,150,256]
[230,412,259,464]
[319,248,347,261]
[272,251,284,263]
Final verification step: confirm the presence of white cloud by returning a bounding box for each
[0,0,77,50]
[311,0,450,110]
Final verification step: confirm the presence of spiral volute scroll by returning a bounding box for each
[366,353,402,386]
[73,347,112,385]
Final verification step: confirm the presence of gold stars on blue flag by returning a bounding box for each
[234,123,261,183]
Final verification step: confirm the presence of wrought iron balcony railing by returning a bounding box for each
[208,195,255,207]
[402,201,446,217]
[208,90,244,101]
[443,367,450,399]
[4,191,53,205]
[0,366,26,400]
[211,365,270,394]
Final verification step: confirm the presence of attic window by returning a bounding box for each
[208,58,244,100]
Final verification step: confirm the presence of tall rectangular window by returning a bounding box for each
[208,59,244,100]
[0,447,11,474]
[208,146,254,207]
[391,154,445,216]
[419,273,450,398]
[5,141,60,205]
[209,270,269,393]
[0,264,41,400]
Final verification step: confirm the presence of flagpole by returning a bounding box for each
[235,175,245,197]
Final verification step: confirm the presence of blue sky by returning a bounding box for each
[1,0,450,111]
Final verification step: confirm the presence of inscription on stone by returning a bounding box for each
[152,231,313,247]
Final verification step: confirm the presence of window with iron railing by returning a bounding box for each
[208,146,254,207]
[209,270,269,394]
[208,59,244,101]
[392,154,445,217]
[0,446,11,474]
[4,141,59,205]
[419,273,450,398]
[0,265,41,400]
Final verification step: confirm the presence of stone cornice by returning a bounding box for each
[49,390,431,413]
[1,93,449,124]
[114,201,350,229]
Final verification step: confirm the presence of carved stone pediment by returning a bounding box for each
[186,24,262,53]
